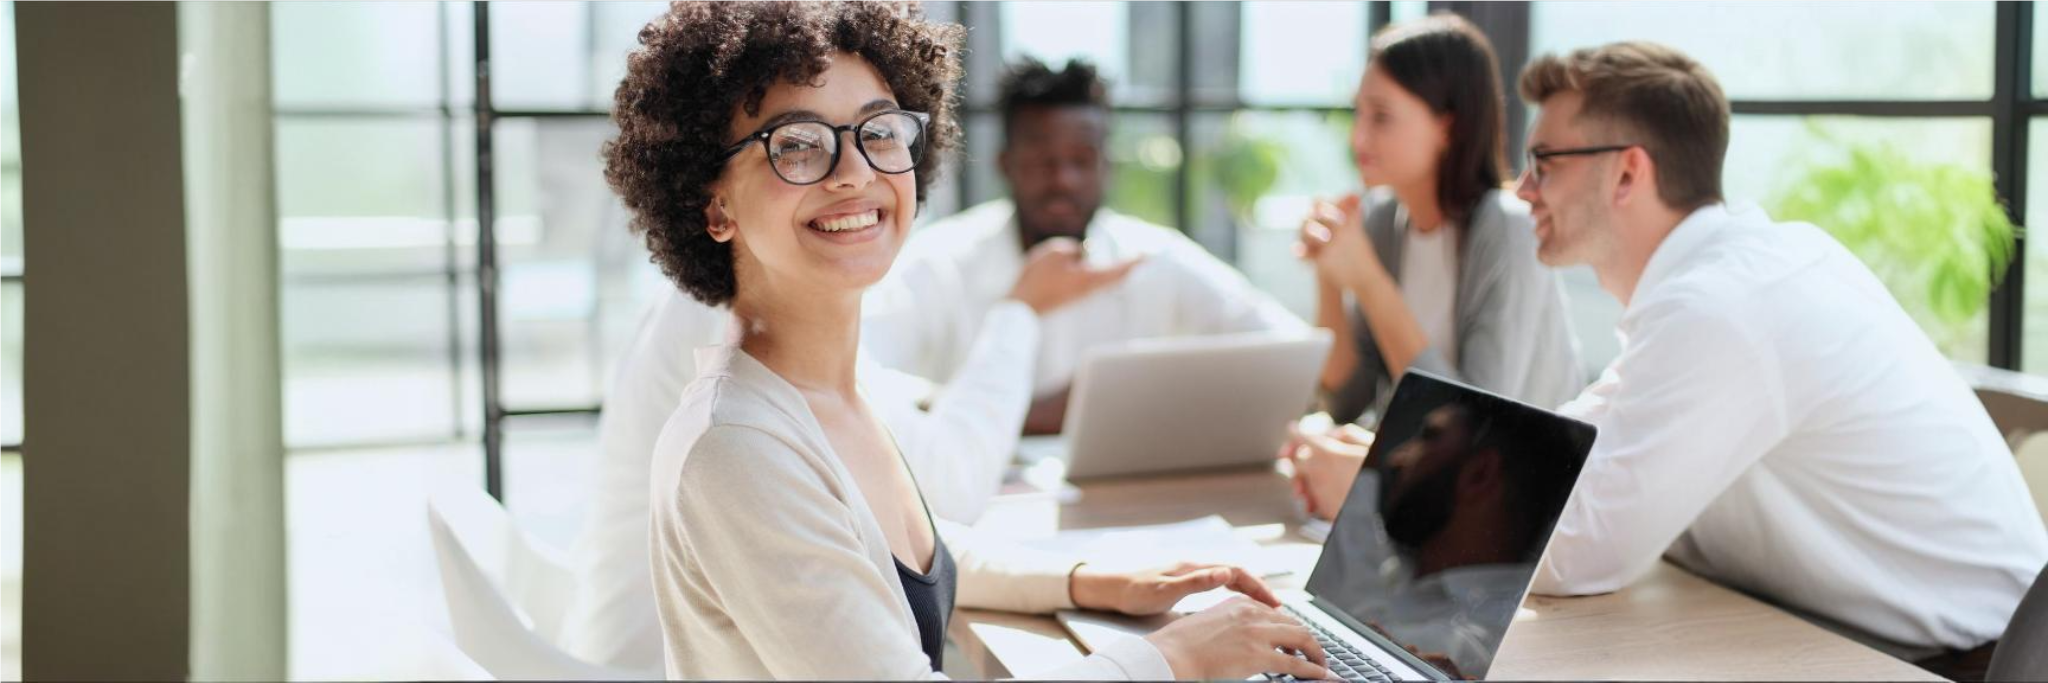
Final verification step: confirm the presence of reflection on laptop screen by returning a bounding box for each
[1304,372,1594,679]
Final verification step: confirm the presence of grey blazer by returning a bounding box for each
[1326,188,1584,422]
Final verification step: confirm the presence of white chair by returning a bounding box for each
[426,485,641,680]
[1958,363,2048,530]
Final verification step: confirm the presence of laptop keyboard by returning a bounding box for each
[1266,605,1400,683]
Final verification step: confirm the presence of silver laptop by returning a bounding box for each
[1061,371,1596,681]
[1059,330,1332,481]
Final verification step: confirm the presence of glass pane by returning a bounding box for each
[489,1,594,111]
[994,2,1170,104]
[962,112,1007,207]
[2,451,17,682]
[488,1,665,111]
[1187,110,1359,320]
[589,2,669,109]
[282,276,460,447]
[446,2,477,110]
[1531,1,1995,101]
[2023,118,2048,375]
[2037,1,2048,98]
[1739,115,1994,364]
[276,118,458,275]
[1,0,18,272]
[491,118,668,410]
[272,1,447,110]
[1,281,17,446]
[1391,1,1430,24]
[1240,1,1366,106]
[1187,1,1240,105]
[1106,114,1179,231]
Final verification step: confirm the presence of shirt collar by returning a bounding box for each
[1625,201,1770,316]
[1629,203,1727,311]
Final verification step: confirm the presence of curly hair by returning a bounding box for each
[602,1,964,306]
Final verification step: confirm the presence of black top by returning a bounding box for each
[895,534,957,671]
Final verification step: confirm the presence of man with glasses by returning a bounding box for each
[1516,41,2047,681]
[863,57,1305,435]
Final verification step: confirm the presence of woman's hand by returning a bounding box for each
[1070,561,1279,616]
[1144,597,1333,680]
[1281,419,1375,521]
[1295,194,1376,290]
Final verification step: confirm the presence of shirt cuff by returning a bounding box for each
[988,298,1042,337]
[1090,634,1176,680]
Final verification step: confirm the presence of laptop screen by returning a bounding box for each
[1303,371,1594,680]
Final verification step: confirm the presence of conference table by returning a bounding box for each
[949,465,1944,681]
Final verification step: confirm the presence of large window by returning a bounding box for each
[268,0,2048,484]
[1531,1,2020,373]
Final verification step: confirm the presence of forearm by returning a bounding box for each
[1315,272,1360,392]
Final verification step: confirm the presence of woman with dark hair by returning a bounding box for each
[1287,14,1582,520]
[605,2,1330,679]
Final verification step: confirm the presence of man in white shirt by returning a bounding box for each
[562,233,1137,673]
[863,58,1306,433]
[1513,41,2048,680]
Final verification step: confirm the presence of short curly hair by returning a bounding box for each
[603,1,964,306]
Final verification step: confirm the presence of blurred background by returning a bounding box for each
[4,1,2048,679]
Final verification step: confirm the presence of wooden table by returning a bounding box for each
[950,467,1943,681]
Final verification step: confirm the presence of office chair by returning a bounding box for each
[426,485,641,680]
[1990,562,2048,682]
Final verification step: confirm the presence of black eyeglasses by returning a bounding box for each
[1524,144,1637,188]
[718,109,930,186]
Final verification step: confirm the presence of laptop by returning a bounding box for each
[1058,330,1333,481]
[1059,370,1595,681]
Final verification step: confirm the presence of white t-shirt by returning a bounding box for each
[1399,223,1460,368]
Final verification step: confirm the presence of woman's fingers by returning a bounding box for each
[1221,566,1282,607]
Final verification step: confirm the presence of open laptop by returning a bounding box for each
[1057,330,1333,481]
[1059,370,1595,681]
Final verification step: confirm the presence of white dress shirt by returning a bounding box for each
[864,199,1308,397]
[1534,203,2048,653]
[650,344,1173,679]
[562,289,1040,672]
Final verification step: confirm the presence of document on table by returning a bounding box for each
[1007,515,1290,578]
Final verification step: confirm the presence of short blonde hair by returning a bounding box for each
[1519,42,1729,211]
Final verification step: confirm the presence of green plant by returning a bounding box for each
[1769,122,2017,353]
[1208,114,1287,223]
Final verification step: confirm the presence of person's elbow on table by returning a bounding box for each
[1529,538,1633,597]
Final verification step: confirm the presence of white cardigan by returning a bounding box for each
[649,344,1174,679]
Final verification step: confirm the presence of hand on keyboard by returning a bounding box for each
[1269,606,1399,682]
[1144,597,1334,680]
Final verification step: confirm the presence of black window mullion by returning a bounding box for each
[1991,0,2032,371]
[1174,1,1199,257]
[473,1,505,501]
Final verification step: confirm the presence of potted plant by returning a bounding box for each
[1769,123,2018,356]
